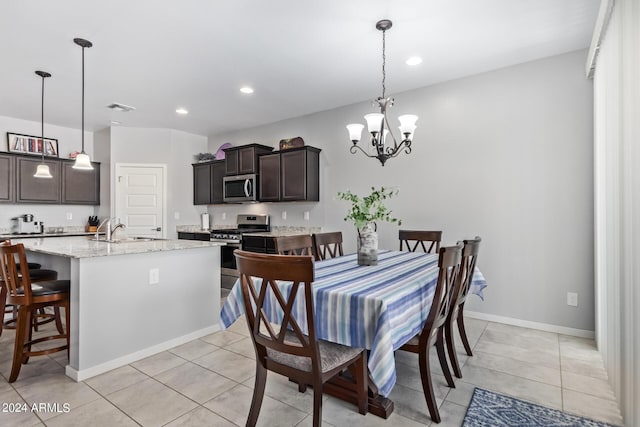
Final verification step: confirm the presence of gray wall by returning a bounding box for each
[209,50,594,331]
[105,126,208,239]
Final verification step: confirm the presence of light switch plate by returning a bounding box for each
[149,268,160,285]
[567,292,578,307]
[304,211,310,221]
[282,211,287,220]
[66,212,73,220]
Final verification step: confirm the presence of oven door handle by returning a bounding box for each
[244,179,252,197]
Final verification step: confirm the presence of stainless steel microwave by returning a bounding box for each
[223,174,258,203]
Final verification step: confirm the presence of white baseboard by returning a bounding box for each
[65,324,221,382]
[465,311,595,339]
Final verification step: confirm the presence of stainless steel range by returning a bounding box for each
[211,214,270,287]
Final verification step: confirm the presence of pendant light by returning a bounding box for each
[72,37,94,170]
[33,71,53,179]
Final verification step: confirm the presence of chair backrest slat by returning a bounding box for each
[419,243,462,343]
[274,235,314,256]
[451,237,481,309]
[235,250,318,363]
[399,230,442,254]
[312,232,344,261]
[0,242,32,303]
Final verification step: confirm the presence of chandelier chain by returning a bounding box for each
[381,28,386,99]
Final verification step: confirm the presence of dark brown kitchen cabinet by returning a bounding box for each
[16,157,61,203]
[258,146,320,202]
[61,160,100,204]
[0,153,15,203]
[193,160,225,205]
[258,153,280,202]
[224,144,273,175]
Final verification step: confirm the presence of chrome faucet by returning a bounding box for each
[95,217,126,241]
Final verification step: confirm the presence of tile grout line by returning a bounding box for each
[82,380,143,427]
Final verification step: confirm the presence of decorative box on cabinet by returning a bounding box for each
[61,160,100,205]
[258,146,320,202]
[193,160,225,205]
[0,153,15,203]
[224,144,273,176]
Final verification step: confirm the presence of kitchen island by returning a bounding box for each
[12,236,224,381]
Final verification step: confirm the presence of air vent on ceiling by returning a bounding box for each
[106,102,136,112]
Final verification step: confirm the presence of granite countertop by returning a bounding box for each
[0,232,104,240]
[13,236,224,259]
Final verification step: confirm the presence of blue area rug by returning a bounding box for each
[462,388,620,427]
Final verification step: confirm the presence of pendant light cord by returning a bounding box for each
[41,74,45,162]
[81,46,85,153]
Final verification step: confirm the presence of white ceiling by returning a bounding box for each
[0,0,599,137]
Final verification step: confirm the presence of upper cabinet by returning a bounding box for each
[0,153,15,203]
[193,160,225,205]
[259,146,320,202]
[224,144,273,175]
[1,153,100,205]
[16,157,61,204]
[61,160,100,205]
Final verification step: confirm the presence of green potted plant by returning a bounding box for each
[337,186,401,265]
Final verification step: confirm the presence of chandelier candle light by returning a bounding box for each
[72,37,94,170]
[347,19,418,166]
[33,71,53,179]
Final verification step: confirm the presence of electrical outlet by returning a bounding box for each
[304,211,310,221]
[282,211,287,220]
[222,212,227,220]
[149,268,160,285]
[66,212,73,220]
[567,292,578,307]
[174,211,180,220]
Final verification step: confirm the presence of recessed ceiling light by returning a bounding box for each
[176,108,189,115]
[406,56,423,66]
[110,120,121,125]
[240,87,254,94]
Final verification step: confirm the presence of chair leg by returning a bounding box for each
[419,340,441,423]
[9,307,29,382]
[246,362,267,427]
[0,286,6,336]
[23,309,34,365]
[312,379,323,427]
[436,328,455,388]
[457,306,473,356]
[54,306,64,335]
[446,310,463,379]
[64,302,70,359]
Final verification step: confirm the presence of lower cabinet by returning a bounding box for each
[177,232,211,241]
[242,235,277,254]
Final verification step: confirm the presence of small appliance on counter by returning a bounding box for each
[11,214,44,234]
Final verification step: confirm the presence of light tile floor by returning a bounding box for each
[0,309,624,426]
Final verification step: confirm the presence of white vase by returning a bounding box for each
[357,222,378,266]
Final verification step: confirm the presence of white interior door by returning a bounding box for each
[114,164,166,238]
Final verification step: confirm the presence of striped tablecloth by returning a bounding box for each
[220,250,487,397]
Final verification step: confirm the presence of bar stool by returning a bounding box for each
[0,242,70,382]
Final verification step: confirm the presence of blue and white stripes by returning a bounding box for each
[220,250,487,397]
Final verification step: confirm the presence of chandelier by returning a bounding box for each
[346,19,418,166]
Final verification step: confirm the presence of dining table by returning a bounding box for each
[220,249,487,417]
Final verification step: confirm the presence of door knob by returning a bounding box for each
[152,227,161,231]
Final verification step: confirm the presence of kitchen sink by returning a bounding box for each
[89,236,161,243]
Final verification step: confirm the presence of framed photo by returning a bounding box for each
[7,132,59,158]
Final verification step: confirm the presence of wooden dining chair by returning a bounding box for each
[445,236,481,379]
[274,235,314,256]
[398,243,462,423]
[0,242,70,382]
[312,232,344,261]
[399,230,443,253]
[0,239,63,336]
[234,250,367,427]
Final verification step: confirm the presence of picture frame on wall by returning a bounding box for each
[6,132,59,158]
